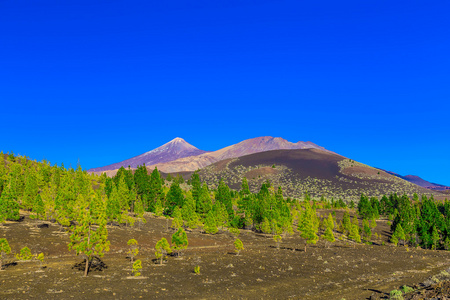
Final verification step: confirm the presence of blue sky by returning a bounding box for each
[1,1,449,185]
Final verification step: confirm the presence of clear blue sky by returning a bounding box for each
[1,1,449,185]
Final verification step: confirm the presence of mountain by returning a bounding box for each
[382,170,450,192]
[145,136,329,173]
[196,148,443,200]
[87,138,208,173]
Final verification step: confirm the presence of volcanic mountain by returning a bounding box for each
[145,136,329,173]
[382,170,450,192]
[196,148,443,200]
[87,138,208,173]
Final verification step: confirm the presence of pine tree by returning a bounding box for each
[190,172,201,204]
[0,238,11,270]
[348,224,361,246]
[171,228,188,257]
[298,200,319,252]
[127,239,139,264]
[196,183,212,217]
[234,238,244,256]
[322,215,335,248]
[431,225,440,250]
[0,183,20,222]
[22,172,38,210]
[181,193,199,229]
[261,217,271,234]
[155,238,172,264]
[327,213,335,231]
[106,185,121,223]
[392,223,406,246]
[362,219,372,241]
[342,210,351,235]
[273,235,282,250]
[68,192,110,277]
[132,259,142,277]
[134,196,146,229]
[204,210,218,234]
[216,180,233,219]
[166,180,184,215]
[148,167,164,212]
[171,207,183,230]
[212,201,228,231]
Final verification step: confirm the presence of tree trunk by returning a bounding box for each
[84,257,89,277]
[304,243,307,252]
[0,257,2,270]
[160,255,163,265]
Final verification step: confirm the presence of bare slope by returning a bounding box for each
[87,138,208,172]
[197,149,441,200]
[146,136,329,173]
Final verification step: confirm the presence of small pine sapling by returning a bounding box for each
[0,238,11,270]
[155,238,172,264]
[132,259,142,277]
[194,265,200,275]
[273,235,282,250]
[36,252,45,269]
[16,246,33,261]
[127,239,139,264]
[234,238,244,256]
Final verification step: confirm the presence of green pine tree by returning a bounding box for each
[171,228,188,257]
[0,238,12,270]
[155,238,172,264]
[348,224,361,246]
[298,200,319,252]
[234,238,244,256]
[68,191,110,277]
[204,210,218,234]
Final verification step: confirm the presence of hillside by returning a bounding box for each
[382,170,450,192]
[145,136,329,173]
[197,148,440,200]
[87,138,208,173]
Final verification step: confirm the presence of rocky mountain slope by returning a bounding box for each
[87,138,208,173]
[196,148,440,200]
[145,136,328,173]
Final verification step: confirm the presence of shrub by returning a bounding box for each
[36,253,45,268]
[194,265,200,275]
[16,246,33,261]
[389,289,404,300]
[132,259,142,277]
[127,239,139,263]
[400,285,414,294]
[234,239,244,256]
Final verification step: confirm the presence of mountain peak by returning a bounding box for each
[170,137,186,143]
[87,137,207,172]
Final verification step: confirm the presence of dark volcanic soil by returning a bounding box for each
[1,211,450,299]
